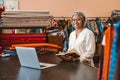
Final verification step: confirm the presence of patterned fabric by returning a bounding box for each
[63,22,74,52]
[96,19,104,33]
[86,20,103,43]
[91,21,95,31]
[87,21,94,31]
[96,20,104,43]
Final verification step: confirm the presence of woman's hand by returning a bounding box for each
[81,57,91,65]
[56,51,80,62]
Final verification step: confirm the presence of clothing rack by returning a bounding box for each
[53,16,109,18]
[52,16,110,21]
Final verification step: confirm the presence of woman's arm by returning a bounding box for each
[80,31,96,64]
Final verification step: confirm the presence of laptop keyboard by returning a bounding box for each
[39,62,57,69]
[40,65,46,67]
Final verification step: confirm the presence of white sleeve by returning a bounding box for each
[102,35,105,46]
[67,33,72,51]
[80,31,96,62]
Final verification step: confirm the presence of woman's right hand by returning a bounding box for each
[56,51,80,62]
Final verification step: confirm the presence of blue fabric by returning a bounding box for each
[108,20,120,80]
[63,41,69,52]
[91,21,95,32]
[62,27,69,52]
[71,25,75,32]
[63,25,74,52]
[87,21,94,31]
[96,20,104,42]
[97,20,104,33]
[3,50,17,56]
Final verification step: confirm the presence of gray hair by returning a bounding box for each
[71,11,86,26]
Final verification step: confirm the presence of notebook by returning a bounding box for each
[16,46,57,69]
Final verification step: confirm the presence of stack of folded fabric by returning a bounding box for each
[1,33,47,48]
[1,10,52,28]
[0,6,5,27]
[9,43,62,51]
[0,11,53,49]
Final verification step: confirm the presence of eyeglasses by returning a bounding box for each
[72,19,82,22]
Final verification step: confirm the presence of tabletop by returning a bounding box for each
[0,53,98,80]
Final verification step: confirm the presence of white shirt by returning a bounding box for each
[102,35,106,46]
[68,28,95,66]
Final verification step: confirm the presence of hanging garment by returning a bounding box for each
[109,20,120,80]
[102,25,114,80]
[87,21,94,31]
[96,19,104,43]
[97,50,104,80]
[113,26,120,80]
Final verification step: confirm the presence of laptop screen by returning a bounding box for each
[16,47,57,70]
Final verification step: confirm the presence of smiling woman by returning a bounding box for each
[66,11,96,67]
[71,12,86,30]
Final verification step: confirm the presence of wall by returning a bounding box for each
[19,0,120,17]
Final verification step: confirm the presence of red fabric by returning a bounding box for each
[1,33,47,47]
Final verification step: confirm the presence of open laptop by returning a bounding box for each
[16,46,57,69]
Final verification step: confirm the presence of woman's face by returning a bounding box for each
[72,15,83,29]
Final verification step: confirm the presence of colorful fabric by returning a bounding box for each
[109,20,120,80]
[96,19,104,42]
[102,25,114,80]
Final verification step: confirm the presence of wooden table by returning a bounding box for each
[0,53,98,80]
